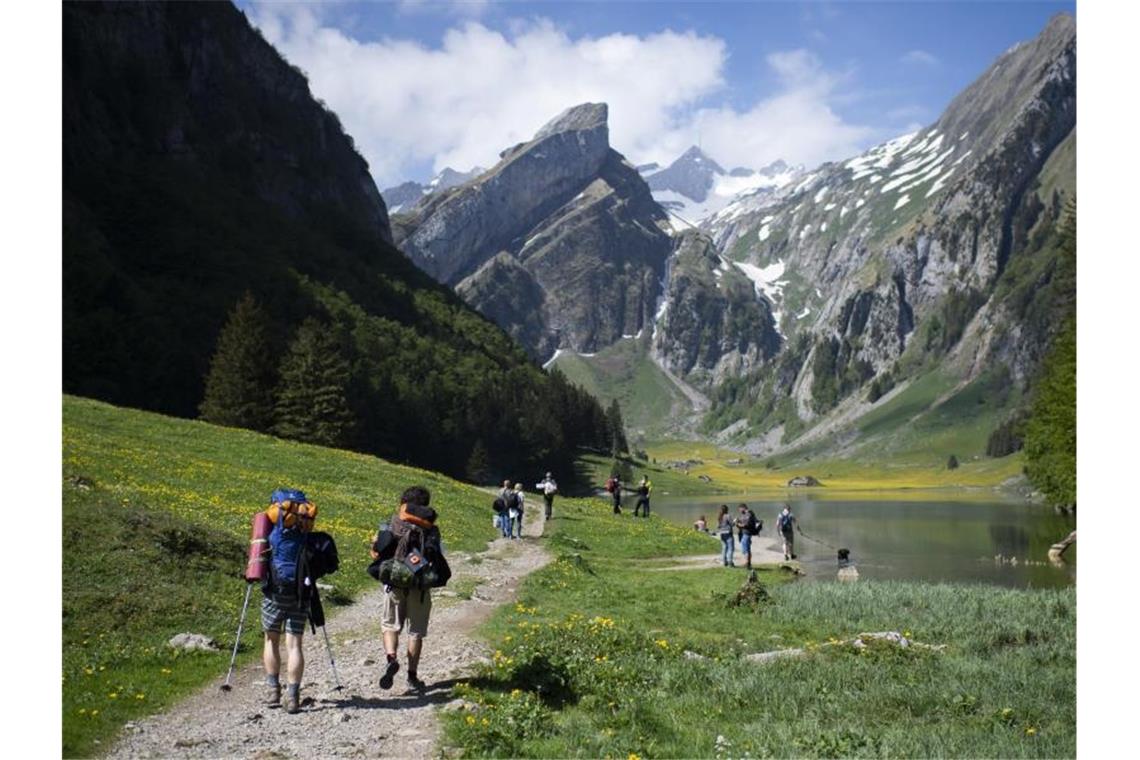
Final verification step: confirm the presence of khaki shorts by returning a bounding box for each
[381,587,432,639]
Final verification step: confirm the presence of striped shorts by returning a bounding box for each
[261,593,309,635]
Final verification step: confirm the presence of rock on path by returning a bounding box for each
[109,508,550,759]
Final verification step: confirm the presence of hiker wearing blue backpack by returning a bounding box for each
[368,486,452,693]
[260,489,320,714]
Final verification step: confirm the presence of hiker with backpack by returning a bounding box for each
[605,474,623,514]
[499,478,517,537]
[777,503,798,560]
[258,489,335,714]
[716,504,734,567]
[734,503,762,570]
[367,486,452,693]
[509,483,525,539]
[535,472,558,520]
[633,475,652,517]
[492,496,509,538]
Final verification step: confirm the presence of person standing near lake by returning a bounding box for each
[777,503,798,560]
[633,475,652,517]
[535,472,558,520]
[735,503,759,570]
[716,505,734,567]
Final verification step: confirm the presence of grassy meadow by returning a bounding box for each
[61,395,503,756]
[444,497,1075,758]
[62,396,1072,758]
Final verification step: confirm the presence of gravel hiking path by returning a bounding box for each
[109,507,550,759]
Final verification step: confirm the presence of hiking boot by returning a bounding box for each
[379,658,400,689]
[284,689,300,714]
[407,673,427,693]
[265,682,281,707]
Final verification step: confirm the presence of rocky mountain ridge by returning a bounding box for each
[392,103,673,359]
[682,12,1076,449]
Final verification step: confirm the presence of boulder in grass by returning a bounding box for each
[168,633,219,652]
[786,475,821,487]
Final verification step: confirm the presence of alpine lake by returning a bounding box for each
[652,492,1076,589]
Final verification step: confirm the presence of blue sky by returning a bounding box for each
[241,1,1074,186]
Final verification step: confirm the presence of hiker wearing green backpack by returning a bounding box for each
[367,486,452,693]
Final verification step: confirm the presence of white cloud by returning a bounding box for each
[249,5,878,186]
[901,49,939,66]
[397,0,490,18]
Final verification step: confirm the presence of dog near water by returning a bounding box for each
[837,548,859,582]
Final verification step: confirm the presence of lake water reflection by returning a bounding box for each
[654,493,1076,589]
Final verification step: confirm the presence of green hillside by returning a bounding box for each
[62,395,502,756]
[549,334,696,439]
[62,1,608,483]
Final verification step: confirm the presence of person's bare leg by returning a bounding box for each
[264,632,281,677]
[285,632,304,685]
[380,629,401,688]
[263,632,282,705]
[407,636,423,673]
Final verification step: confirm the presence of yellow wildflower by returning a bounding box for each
[1025,726,1037,736]
[108,692,118,699]
[466,715,476,726]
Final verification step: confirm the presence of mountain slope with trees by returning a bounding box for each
[62,0,618,480]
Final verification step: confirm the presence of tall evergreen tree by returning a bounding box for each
[273,317,355,448]
[198,292,275,431]
[465,439,492,484]
[606,399,629,456]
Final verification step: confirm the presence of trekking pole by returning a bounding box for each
[220,582,254,692]
[320,625,344,690]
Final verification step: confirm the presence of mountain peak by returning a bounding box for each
[534,102,609,140]
[677,145,725,173]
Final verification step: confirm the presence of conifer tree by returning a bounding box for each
[199,292,275,431]
[465,439,492,484]
[606,399,629,456]
[273,317,355,448]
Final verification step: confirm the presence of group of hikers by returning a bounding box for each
[694,503,800,568]
[249,485,452,715]
[491,472,559,538]
[249,476,800,716]
[603,473,653,516]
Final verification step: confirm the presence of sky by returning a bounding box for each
[240,0,1074,188]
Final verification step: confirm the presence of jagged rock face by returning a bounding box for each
[456,252,553,356]
[653,231,782,385]
[647,146,726,203]
[701,14,1076,423]
[394,103,672,357]
[63,1,391,246]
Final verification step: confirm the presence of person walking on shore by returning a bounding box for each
[536,472,558,520]
[633,475,652,518]
[716,505,734,567]
[777,503,798,560]
[606,474,623,514]
[734,503,760,570]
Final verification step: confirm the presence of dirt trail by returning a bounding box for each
[109,507,550,759]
